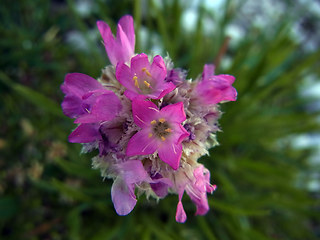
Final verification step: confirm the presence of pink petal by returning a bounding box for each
[195,78,237,105]
[97,16,135,66]
[150,175,173,198]
[175,124,190,144]
[74,92,121,123]
[116,24,134,64]
[155,82,176,99]
[194,199,209,215]
[130,53,150,77]
[203,64,215,80]
[61,95,85,118]
[68,124,100,143]
[158,142,182,170]
[131,99,159,128]
[160,102,186,123]
[119,160,149,184]
[175,201,187,223]
[217,74,235,84]
[126,129,159,156]
[115,62,136,91]
[111,178,137,215]
[61,73,104,97]
[96,21,117,66]
[118,15,135,51]
[150,55,166,80]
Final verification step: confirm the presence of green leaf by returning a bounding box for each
[0,71,63,117]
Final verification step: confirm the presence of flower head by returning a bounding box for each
[193,64,237,105]
[97,15,135,66]
[126,99,189,170]
[116,53,175,100]
[63,15,237,223]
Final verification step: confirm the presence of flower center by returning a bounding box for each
[150,118,172,141]
[132,68,153,94]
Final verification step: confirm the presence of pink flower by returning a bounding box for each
[116,53,175,100]
[111,160,173,215]
[193,64,237,105]
[61,73,122,143]
[97,15,135,66]
[126,99,189,170]
[186,165,216,215]
[175,165,216,222]
[111,160,149,215]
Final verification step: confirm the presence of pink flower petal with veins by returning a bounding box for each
[158,142,182,170]
[131,99,159,128]
[68,123,100,143]
[126,129,159,156]
[161,102,186,123]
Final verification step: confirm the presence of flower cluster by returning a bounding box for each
[61,15,237,222]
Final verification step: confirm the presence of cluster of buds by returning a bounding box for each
[61,15,237,222]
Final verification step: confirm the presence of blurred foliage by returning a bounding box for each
[1,0,320,239]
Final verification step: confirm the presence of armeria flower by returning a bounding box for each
[192,64,237,105]
[61,73,122,143]
[126,99,189,170]
[175,165,216,223]
[97,15,135,66]
[111,160,149,215]
[116,53,175,100]
[111,160,173,215]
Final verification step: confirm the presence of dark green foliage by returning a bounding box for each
[1,0,319,239]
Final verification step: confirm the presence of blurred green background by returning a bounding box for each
[1,0,320,239]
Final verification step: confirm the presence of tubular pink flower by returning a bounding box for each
[61,73,122,122]
[97,15,135,66]
[193,64,237,105]
[179,165,216,217]
[116,53,175,100]
[126,100,189,170]
[61,73,122,144]
[111,160,149,215]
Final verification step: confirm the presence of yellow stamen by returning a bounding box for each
[165,128,172,133]
[133,75,138,81]
[159,118,166,123]
[150,120,157,125]
[145,70,152,77]
[143,81,150,88]
[142,67,152,77]
[134,79,139,88]
[148,133,153,138]
[161,136,166,141]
